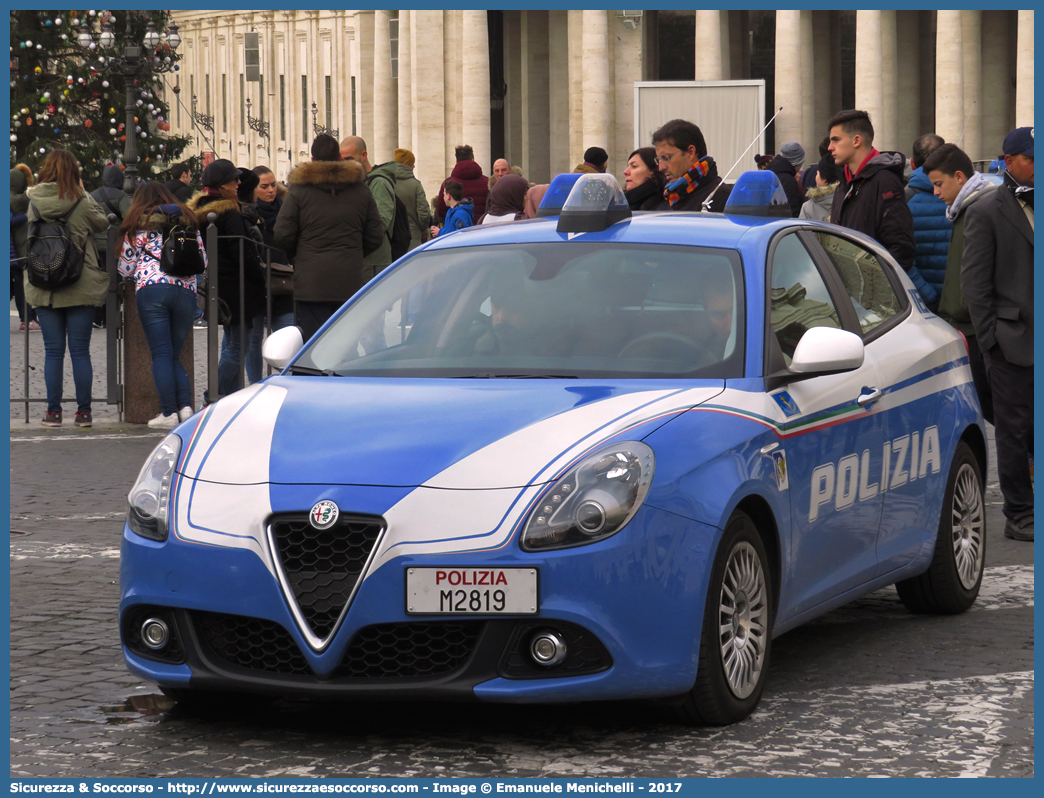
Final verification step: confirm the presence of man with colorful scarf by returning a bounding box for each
[652,119,731,212]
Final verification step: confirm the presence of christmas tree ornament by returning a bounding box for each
[102,80,109,88]
[34,66,42,74]
[55,17,62,25]
[109,128,116,135]
[85,120,92,128]
[10,135,17,143]
[25,117,32,125]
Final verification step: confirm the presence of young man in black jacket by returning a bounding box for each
[827,110,917,274]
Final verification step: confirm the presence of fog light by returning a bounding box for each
[529,630,567,667]
[141,618,170,650]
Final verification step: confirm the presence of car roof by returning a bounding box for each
[422,211,803,252]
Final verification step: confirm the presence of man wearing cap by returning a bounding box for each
[766,142,806,217]
[188,158,267,397]
[961,126,1034,542]
[275,134,385,341]
[392,148,431,252]
[652,119,732,212]
[581,147,608,174]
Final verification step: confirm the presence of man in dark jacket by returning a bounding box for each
[652,119,731,212]
[766,141,806,217]
[164,162,194,203]
[275,134,385,341]
[827,110,920,280]
[904,133,951,308]
[89,164,132,328]
[434,144,490,223]
[961,126,1034,542]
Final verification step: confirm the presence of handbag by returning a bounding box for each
[267,260,294,297]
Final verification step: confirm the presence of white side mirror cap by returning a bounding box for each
[262,326,304,371]
[789,326,864,374]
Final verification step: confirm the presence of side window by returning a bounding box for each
[813,232,902,335]
[769,233,842,362]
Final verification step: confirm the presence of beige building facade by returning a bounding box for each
[167,9,1034,195]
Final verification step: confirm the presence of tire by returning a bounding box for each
[673,510,773,725]
[896,440,985,614]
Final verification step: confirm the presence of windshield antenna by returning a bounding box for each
[702,106,784,212]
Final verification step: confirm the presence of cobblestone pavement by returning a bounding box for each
[9,308,1034,778]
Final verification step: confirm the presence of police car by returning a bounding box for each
[120,172,985,725]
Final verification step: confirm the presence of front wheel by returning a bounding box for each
[896,440,985,614]
[673,511,773,725]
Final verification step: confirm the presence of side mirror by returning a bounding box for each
[262,326,304,371]
[789,326,864,375]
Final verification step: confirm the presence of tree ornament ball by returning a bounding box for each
[88,10,96,16]
[39,147,46,154]
[25,117,32,126]
[43,91,50,99]
[109,108,115,114]
[53,127,60,134]
[25,40,32,48]
[45,19,52,26]
[85,120,93,128]
[64,90,71,97]
[34,66,42,74]
[120,135,126,142]
[109,128,117,135]
[102,81,109,88]
[140,131,147,139]
[10,135,17,143]
[20,108,28,115]
[110,118,116,124]
[55,17,62,25]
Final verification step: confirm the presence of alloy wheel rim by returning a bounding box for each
[951,463,985,590]
[718,540,768,699]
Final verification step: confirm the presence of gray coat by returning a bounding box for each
[89,165,131,262]
[961,184,1034,366]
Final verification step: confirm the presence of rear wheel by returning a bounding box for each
[674,511,773,725]
[896,441,985,614]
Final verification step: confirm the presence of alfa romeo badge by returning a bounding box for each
[309,500,339,530]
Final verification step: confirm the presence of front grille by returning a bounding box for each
[337,622,485,678]
[195,611,313,676]
[269,513,384,642]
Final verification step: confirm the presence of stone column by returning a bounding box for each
[357,11,375,152]
[443,11,464,168]
[462,10,491,176]
[855,11,884,145]
[1015,11,1033,127]
[503,11,523,167]
[935,11,964,145]
[774,11,803,153]
[879,10,898,152]
[613,14,643,174]
[800,10,815,153]
[567,10,584,163]
[411,11,445,196]
[372,11,397,161]
[694,10,724,80]
[895,12,920,157]
[812,11,835,142]
[548,10,571,176]
[958,11,982,161]
[522,11,551,183]
[397,10,413,152]
[581,11,611,156]
[980,11,1011,156]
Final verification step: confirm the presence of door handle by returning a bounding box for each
[857,387,882,408]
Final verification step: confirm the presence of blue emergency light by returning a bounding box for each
[556,174,632,233]
[724,170,792,218]
[537,173,584,217]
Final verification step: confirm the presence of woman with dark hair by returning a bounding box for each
[117,182,207,429]
[623,148,666,211]
[480,174,528,224]
[25,149,109,427]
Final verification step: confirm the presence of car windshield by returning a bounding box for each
[296,243,745,379]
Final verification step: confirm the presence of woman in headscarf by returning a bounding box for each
[480,173,528,224]
[623,147,666,211]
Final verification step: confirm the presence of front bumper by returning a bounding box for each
[120,497,719,703]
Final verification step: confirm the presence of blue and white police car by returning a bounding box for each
[120,172,985,725]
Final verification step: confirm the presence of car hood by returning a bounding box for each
[176,377,725,489]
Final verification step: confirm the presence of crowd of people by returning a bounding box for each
[9,110,1033,542]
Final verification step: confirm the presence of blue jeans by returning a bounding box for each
[218,315,264,396]
[35,304,96,414]
[136,283,196,416]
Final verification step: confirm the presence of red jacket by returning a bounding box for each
[435,160,489,223]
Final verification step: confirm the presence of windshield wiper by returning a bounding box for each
[289,365,339,376]
[456,373,578,379]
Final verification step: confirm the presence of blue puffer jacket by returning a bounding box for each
[905,167,951,309]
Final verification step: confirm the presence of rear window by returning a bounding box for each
[297,243,745,379]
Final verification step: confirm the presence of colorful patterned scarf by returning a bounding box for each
[663,157,716,207]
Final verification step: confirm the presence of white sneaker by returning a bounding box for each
[178,406,194,422]
[148,412,180,429]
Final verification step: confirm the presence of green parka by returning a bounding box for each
[363,161,399,273]
[393,162,432,251]
[23,182,109,309]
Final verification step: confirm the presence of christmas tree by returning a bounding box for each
[9,9,190,190]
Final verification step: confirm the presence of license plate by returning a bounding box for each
[406,568,539,615]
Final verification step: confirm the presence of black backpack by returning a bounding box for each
[372,174,412,261]
[160,221,207,277]
[25,199,85,290]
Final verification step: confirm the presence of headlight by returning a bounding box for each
[127,433,182,542]
[521,441,654,551]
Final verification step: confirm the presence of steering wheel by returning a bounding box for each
[618,331,709,366]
